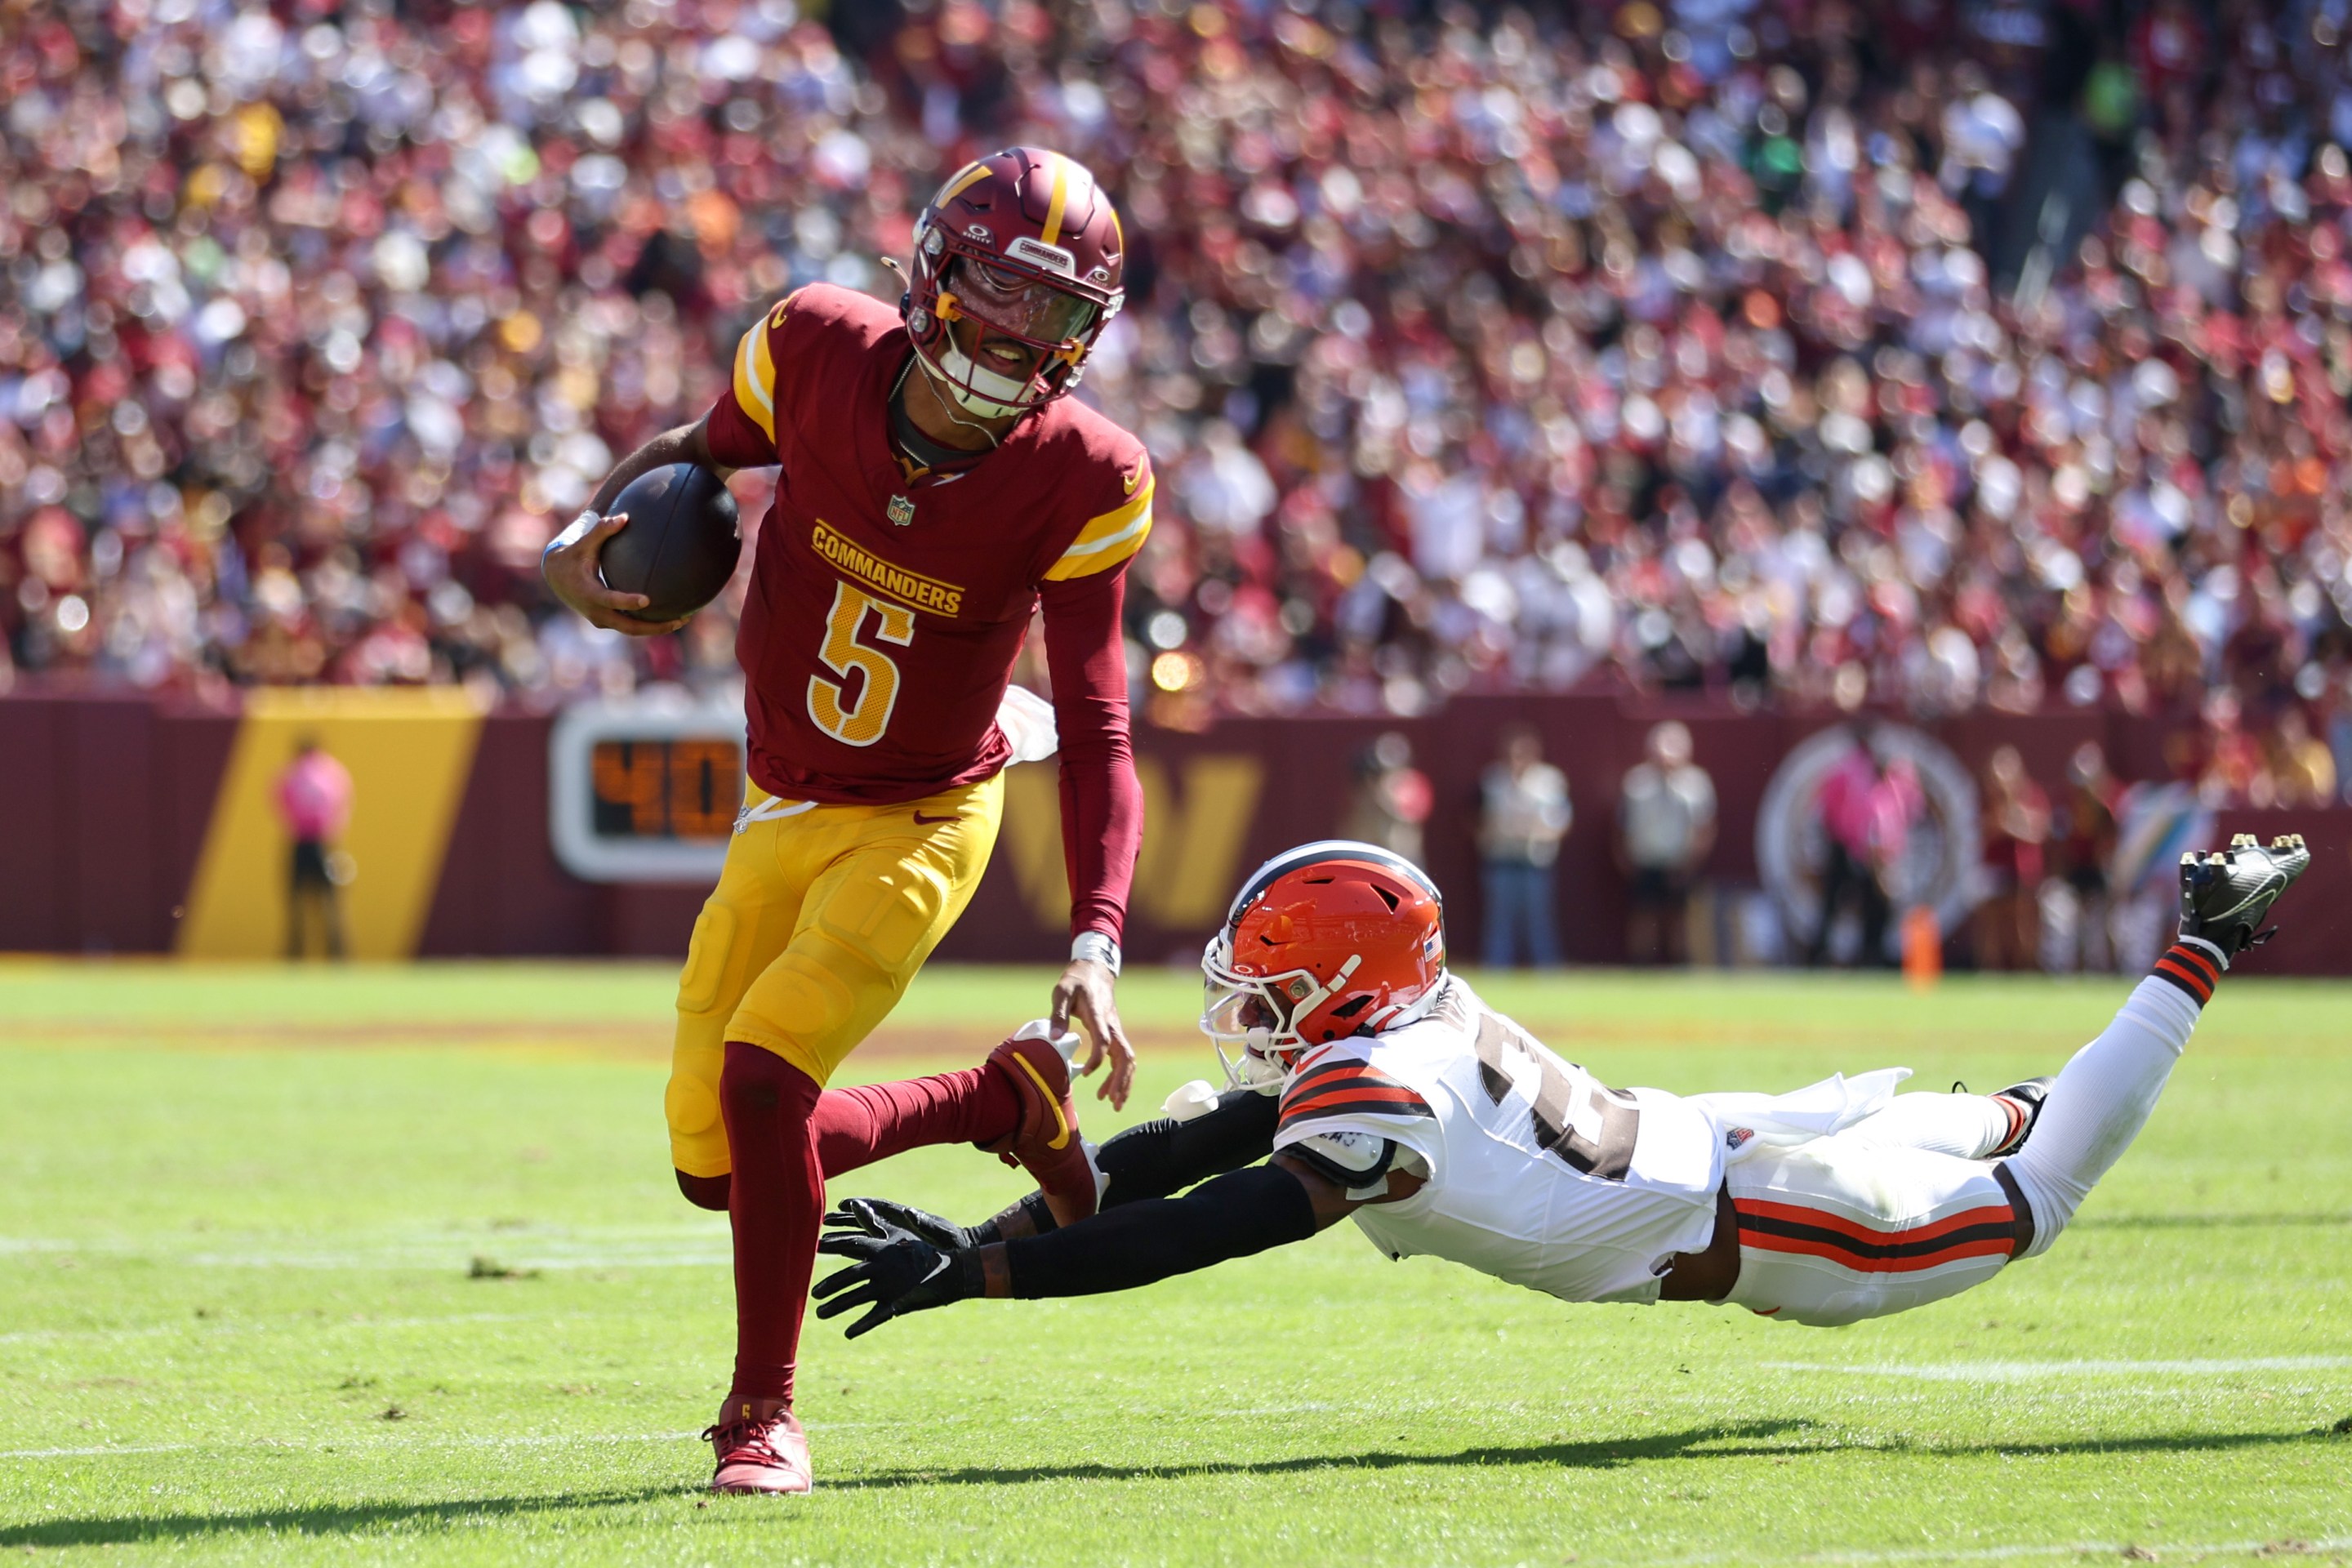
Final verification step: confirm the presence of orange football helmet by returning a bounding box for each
[1200,840,1448,1090]
[901,147,1124,421]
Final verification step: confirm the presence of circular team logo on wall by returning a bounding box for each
[1755,723,1981,958]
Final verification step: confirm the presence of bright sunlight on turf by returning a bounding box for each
[2,961,2347,1566]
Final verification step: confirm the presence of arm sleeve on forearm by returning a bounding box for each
[1004,1163,1316,1298]
[1039,567,1142,942]
[1096,1089,1281,1209]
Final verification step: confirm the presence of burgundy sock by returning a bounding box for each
[719,1042,825,1406]
[812,1064,1021,1178]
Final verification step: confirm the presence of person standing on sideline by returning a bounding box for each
[1974,746,2051,971]
[1478,725,1571,968]
[1343,731,1435,866]
[1618,721,1717,964]
[1805,717,1919,968]
[275,737,352,960]
[2046,742,2121,972]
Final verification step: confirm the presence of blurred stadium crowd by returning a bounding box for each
[3,0,2350,808]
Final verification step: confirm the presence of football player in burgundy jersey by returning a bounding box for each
[813,835,2309,1374]
[542,148,1152,1494]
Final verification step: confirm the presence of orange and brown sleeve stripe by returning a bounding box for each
[1277,1060,1434,1130]
[2150,942,2221,1005]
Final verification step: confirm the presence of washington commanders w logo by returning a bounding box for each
[1001,755,1263,932]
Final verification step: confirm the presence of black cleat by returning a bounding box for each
[2177,834,2310,960]
[1985,1076,2052,1158]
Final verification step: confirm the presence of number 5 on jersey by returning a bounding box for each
[808,581,915,746]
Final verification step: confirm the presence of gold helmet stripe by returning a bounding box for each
[1039,151,1072,247]
[936,160,992,207]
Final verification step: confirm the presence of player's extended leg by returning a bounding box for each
[812,1021,1098,1223]
[706,778,1003,1494]
[1999,835,2305,1257]
[1723,835,2307,1326]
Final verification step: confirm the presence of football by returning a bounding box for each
[598,463,742,623]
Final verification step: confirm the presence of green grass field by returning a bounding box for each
[2,960,2347,1566]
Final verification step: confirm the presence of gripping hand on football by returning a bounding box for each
[541,509,689,635]
[813,1213,983,1339]
[549,416,725,635]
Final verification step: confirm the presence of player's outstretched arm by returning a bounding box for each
[822,1087,1281,1254]
[813,1153,1358,1339]
[541,416,731,635]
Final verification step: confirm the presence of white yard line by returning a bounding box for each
[2,1229,733,1272]
[1768,1356,2352,1380]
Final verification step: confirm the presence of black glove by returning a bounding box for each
[822,1196,979,1252]
[813,1220,983,1339]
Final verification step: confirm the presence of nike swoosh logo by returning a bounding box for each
[1122,467,1140,495]
[912,811,960,825]
[1009,1052,1072,1150]
[2220,873,2285,919]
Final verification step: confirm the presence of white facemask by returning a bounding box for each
[916,336,1031,419]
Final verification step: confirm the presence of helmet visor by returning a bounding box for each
[948,256,1098,344]
[1201,977,1290,1045]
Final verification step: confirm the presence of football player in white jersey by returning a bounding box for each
[816,834,2308,1336]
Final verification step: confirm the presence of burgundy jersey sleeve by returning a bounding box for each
[1037,442,1152,942]
[701,292,800,468]
[1041,564,1141,942]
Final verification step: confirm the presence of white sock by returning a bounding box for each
[1835,1092,2013,1159]
[2002,974,2203,1256]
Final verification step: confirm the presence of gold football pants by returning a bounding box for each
[664,773,1004,1178]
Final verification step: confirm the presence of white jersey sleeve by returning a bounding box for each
[1271,1042,1445,1196]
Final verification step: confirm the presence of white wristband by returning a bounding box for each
[548,508,602,555]
[1070,931,1121,976]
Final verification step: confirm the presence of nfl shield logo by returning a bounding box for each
[886,495,915,527]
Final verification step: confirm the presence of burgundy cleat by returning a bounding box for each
[705,1395,811,1494]
[978,1022,1098,1227]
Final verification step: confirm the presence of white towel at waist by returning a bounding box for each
[1685,1067,1912,1164]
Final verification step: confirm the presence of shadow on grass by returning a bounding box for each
[0,1485,694,1548]
[827,1419,2344,1490]
[6,1424,2337,1539]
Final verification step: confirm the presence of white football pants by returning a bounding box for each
[1725,974,2201,1326]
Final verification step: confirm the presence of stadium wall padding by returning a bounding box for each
[1,693,2342,973]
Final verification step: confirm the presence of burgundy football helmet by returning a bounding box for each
[901,147,1125,421]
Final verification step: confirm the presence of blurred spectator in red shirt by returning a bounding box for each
[1973,743,2050,971]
